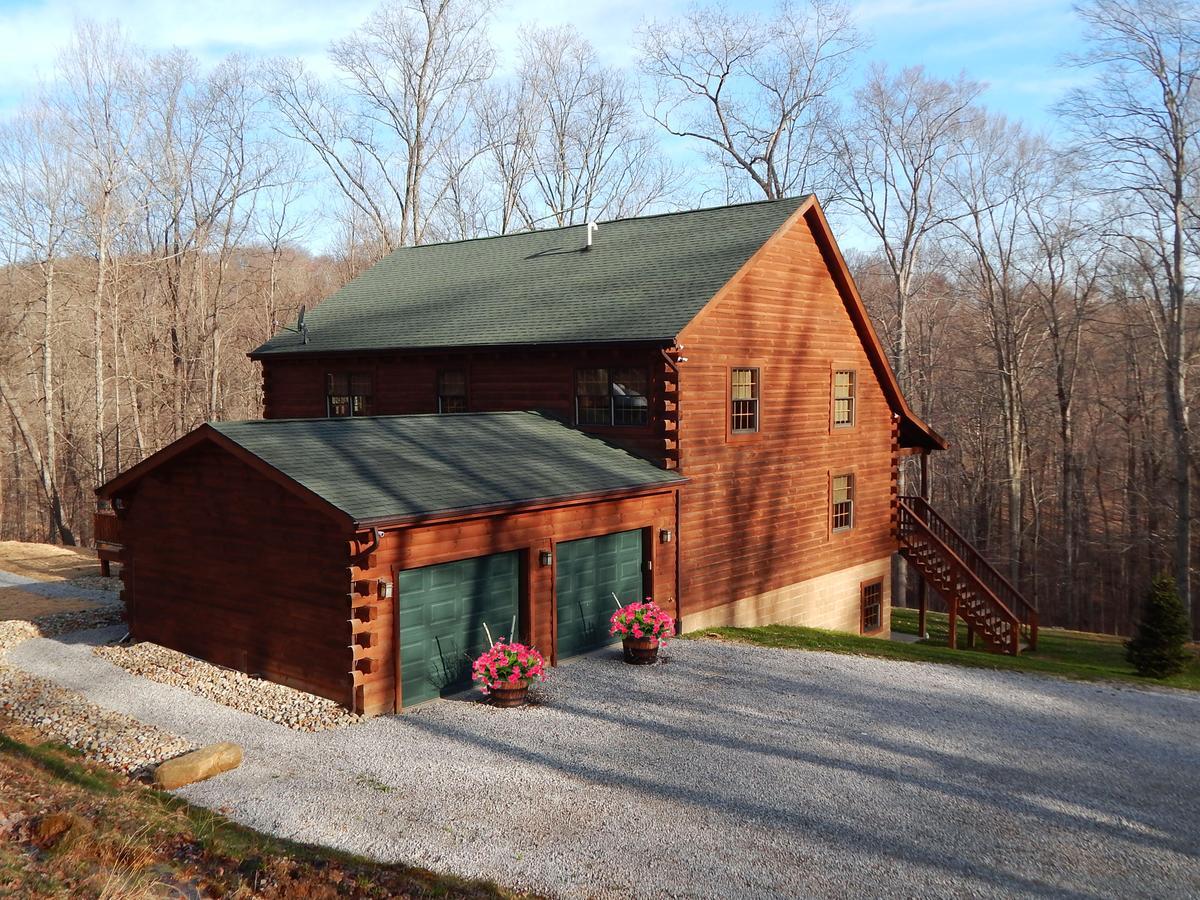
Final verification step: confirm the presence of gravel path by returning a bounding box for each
[7,635,1199,898]
[95,642,361,732]
[0,569,121,605]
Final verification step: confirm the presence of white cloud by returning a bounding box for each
[0,0,376,109]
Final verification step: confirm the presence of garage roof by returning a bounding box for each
[200,412,684,525]
[250,196,808,357]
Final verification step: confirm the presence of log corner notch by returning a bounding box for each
[660,345,684,471]
[346,529,385,715]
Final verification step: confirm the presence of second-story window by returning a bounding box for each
[833,370,856,428]
[327,372,372,417]
[438,370,467,413]
[575,368,649,426]
[832,474,855,531]
[730,367,760,434]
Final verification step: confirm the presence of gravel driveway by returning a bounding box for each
[7,634,1199,898]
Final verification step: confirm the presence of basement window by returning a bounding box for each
[862,579,883,633]
[730,367,760,434]
[833,370,856,428]
[438,370,467,413]
[327,372,373,417]
[832,474,855,532]
[575,368,649,426]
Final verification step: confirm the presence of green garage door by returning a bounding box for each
[398,552,520,706]
[556,529,645,660]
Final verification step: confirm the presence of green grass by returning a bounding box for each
[688,608,1200,691]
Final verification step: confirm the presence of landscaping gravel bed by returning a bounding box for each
[0,618,192,776]
[6,634,1200,898]
[94,642,361,732]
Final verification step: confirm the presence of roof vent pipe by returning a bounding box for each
[584,221,598,251]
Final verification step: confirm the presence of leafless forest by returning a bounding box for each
[1,0,1197,636]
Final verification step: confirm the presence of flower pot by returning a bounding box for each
[487,679,530,707]
[622,636,659,665]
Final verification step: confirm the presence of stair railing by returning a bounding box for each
[899,496,1038,650]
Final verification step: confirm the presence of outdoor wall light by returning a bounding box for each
[660,529,673,543]
[378,579,394,600]
[539,550,553,567]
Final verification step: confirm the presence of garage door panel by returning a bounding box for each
[399,551,520,706]
[556,529,644,660]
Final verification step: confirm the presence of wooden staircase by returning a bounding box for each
[897,496,1038,655]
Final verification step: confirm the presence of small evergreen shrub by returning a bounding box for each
[1126,576,1191,679]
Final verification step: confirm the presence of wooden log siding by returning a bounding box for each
[674,208,897,623]
[113,442,355,706]
[350,488,679,716]
[261,345,672,464]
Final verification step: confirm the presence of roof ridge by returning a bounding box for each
[369,195,812,254]
[211,410,541,428]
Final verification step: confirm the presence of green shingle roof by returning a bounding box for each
[210,412,683,524]
[251,197,808,356]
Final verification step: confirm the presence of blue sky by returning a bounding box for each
[0,0,1090,251]
[0,0,1087,126]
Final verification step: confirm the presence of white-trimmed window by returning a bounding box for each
[832,474,855,531]
[730,367,760,433]
[833,370,856,428]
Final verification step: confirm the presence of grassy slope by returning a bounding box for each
[0,723,522,899]
[689,608,1200,691]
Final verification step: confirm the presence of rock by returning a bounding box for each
[154,742,243,790]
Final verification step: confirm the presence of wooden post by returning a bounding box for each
[917,450,930,639]
[947,597,957,650]
[966,622,975,649]
[917,580,927,639]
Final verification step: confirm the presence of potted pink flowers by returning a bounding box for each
[609,598,675,665]
[471,640,547,707]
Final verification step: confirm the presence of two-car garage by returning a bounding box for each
[100,412,681,716]
[396,527,649,708]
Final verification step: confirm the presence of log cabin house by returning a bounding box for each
[98,195,1038,716]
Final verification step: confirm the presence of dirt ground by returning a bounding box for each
[0,541,117,622]
[0,541,102,582]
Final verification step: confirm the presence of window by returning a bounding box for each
[438,370,467,413]
[832,474,854,531]
[862,579,883,633]
[327,372,372,417]
[575,368,649,426]
[833,370,856,428]
[730,367,760,433]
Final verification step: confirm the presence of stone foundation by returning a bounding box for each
[682,556,892,634]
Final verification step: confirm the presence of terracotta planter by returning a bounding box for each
[622,636,660,665]
[487,679,530,707]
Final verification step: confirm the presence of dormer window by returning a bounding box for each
[575,368,649,426]
[327,372,372,417]
[438,370,467,413]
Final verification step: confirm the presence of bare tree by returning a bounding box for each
[517,25,679,227]
[833,65,983,393]
[0,107,77,543]
[1020,155,1104,625]
[266,0,496,249]
[947,115,1048,585]
[1060,0,1200,630]
[638,0,865,201]
[54,21,143,486]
